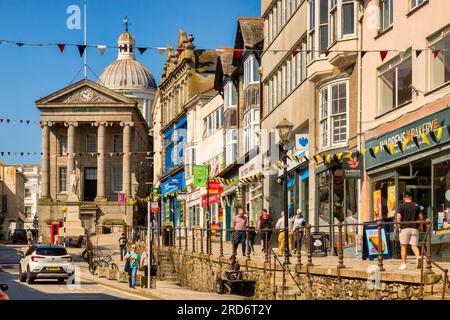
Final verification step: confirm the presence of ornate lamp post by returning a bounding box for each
[276,118,294,265]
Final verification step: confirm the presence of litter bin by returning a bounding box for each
[310,232,327,257]
[162,226,173,246]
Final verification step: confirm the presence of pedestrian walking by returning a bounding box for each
[276,211,292,255]
[140,249,148,277]
[248,221,256,254]
[291,209,306,254]
[26,228,33,247]
[397,191,423,270]
[118,233,128,261]
[232,208,248,257]
[259,209,273,253]
[124,244,140,288]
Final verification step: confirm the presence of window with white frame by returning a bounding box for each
[244,55,259,88]
[308,0,316,62]
[319,81,348,148]
[429,26,450,90]
[203,107,224,138]
[25,206,32,218]
[112,167,122,193]
[86,134,97,153]
[113,134,123,153]
[184,144,198,177]
[225,129,238,165]
[59,134,67,154]
[59,167,67,193]
[341,0,355,36]
[380,0,393,31]
[330,0,338,43]
[319,0,329,54]
[410,0,425,10]
[224,82,237,110]
[378,52,412,114]
[244,108,260,153]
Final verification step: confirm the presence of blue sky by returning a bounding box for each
[0,0,260,165]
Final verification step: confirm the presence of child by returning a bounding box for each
[248,221,256,254]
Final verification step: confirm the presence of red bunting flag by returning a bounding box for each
[380,50,388,62]
[57,44,66,53]
[292,50,300,57]
[415,50,422,58]
[234,49,245,59]
[433,49,441,59]
[177,48,184,55]
[324,50,331,57]
[361,51,367,58]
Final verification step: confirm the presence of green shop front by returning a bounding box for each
[365,107,450,261]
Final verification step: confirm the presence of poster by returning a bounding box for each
[343,152,363,179]
[387,185,396,217]
[373,190,382,220]
[193,165,208,188]
[364,225,390,259]
[118,191,125,205]
[151,202,159,213]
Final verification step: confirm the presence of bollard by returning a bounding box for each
[246,227,251,261]
[185,227,188,251]
[296,229,302,266]
[191,227,195,253]
[377,221,385,271]
[306,224,313,266]
[337,223,345,269]
[219,228,224,257]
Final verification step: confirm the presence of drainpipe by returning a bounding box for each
[357,1,364,258]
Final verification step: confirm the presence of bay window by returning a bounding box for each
[244,55,259,88]
[225,129,238,165]
[308,0,316,62]
[342,0,355,35]
[429,26,450,90]
[378,52,412,114]
[244,108,261,153]
[224,82,237,110]
[319,0,329,54]
[319,81,348,149]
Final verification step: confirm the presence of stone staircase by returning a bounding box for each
[423,281,450,300]
[157,248,177,282]
[273,273,304,300]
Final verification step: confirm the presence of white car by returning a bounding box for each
[19,244,75,284]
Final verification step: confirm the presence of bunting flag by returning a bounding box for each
[429,130,438,144]
[138,47,147,55]
[292,50,300,57]
[402,136,411,150]
[158,48,166,56]
[343,152,353,159]
[380,50,389,62]
[97,45,107,56]
[397,141,404,153]
[78,45,86,57]
[303,156,310,163]
[415,50,422,58]
[389,143,395,155]
[361,51,367,58]
[433,49,441,59]
[326,154,332,164]
[360,149,367,156]
[177,48,184,55]
[337,152,343,160]
[421,132,431,145]
[234,49,245,59]
[325,50,331,57]
[413,136,420,148]
[16,43,24,47]
[57,44,66,53]
[383,144,391,155]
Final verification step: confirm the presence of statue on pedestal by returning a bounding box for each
[68,170,79,201]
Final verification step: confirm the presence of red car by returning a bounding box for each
[12,229,28,244]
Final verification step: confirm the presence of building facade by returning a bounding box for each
[16,165,41,230]
[36,30,154,243]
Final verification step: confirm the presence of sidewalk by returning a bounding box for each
[75,263,245,300]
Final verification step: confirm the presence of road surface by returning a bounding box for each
[0,244,149,300]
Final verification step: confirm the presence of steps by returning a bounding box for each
[157,249,177,282]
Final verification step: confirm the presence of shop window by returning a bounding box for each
[319,81,348,149]
[410,0,425,10]
[429,26,450,90]
[378,52,412,114]
[371,179,396,221]
[433,160,450,231]
[380,0,393,32]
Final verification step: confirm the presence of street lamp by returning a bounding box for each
[276,118,294,265]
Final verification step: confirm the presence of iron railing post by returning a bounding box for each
[178,227,182,250]
[246,227,251,261]
[338,223,345,269]
[184,227,188,251]
[377,221,385,271]
[219,228,224,257]
[191,227,195,253]
[425,220,434,275]
[265,230,269,263]
[200,228,204,254]
[306,224,313,266]
[296,229,302,266]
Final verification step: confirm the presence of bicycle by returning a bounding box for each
[88,254,118,275]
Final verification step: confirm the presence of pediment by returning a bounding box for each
[36,79,136,106]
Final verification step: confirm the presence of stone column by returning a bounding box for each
[96,122,107,200]
[122,122,133,197]
[40,122,52,199]
[65,122,78,192]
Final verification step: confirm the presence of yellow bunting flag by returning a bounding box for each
[374,146,380,154]
[389,143,396,155]
[436,127,443,142]
[337,152,343,160]
[402,137,411,150]
[421,132,431,145]
[344,152,353,159]
[326,154,331,163]
[360,149,366,156]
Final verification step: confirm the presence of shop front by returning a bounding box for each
[161,171,186,229]
[365,106,450,261]
[186,188,202,229]
[239,155,263,224]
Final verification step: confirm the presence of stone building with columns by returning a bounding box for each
[36,30,155,242]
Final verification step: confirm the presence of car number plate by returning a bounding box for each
[46,267,61,271]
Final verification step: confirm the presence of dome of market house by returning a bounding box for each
[98,31,157,92]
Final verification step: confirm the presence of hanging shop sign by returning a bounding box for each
[161,171,185,195]
[240,154,262,180]
[365,108,450,170]
[193,165,208,188]
[151,202,159,213]
[186,189,202,208]
[278,135,309,177]
[343,152,363,179]
[201,194,221,207]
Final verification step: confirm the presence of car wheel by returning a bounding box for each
[19,265,26,282]
[26,267,34,284]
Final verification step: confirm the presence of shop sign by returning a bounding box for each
[162,172,185,195]
[186,189,201,208]
[362,223,390,260]
[278,148,309,178]
[177,193,186,201]
[365,108,450,170]
[201,193,221,207]
[193,165,208,188]
[309,232,327,257]
[151,202,159,213]
[343,152,363,179]
[239,154,262,178]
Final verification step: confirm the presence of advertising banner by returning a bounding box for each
[362,223,390,260]
[387,185,396,217]
[343,152,363,179]
[193,165,208,188]
[373,190,382,220]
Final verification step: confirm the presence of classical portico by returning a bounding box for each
[36,79,150,242]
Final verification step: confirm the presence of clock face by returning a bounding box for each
[80,88,94,101]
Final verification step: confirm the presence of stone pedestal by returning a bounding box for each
[65,203,85,237]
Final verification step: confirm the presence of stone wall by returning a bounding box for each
[171,249,438,300]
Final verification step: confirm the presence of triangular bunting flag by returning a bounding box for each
[16,43,24,47]
[415,50,422,58]
[429,130,438,144]
[436,127,443,142]
[235,49,244,59]
[361,149,367,156]
[389,143,395,155]
[402,136,411,150]
[324,50,331,57]
[78,45,86,57]
[303,156,310,163]
[158,48,166,56]
[412,136,420,148]
[292,50,300,57]
[380,50,388,62]
[57,44,66,53]
[177,48,184,55]
[97,45,107,56]
[326,154,332,164]
[397,141,404,153]
[138,47,147,55]
[374,146,380,154]
[337,152,343,160]
[383,144,391,155]
[420,132,431,145]
[361,51,367,58]
[433,49,441,59]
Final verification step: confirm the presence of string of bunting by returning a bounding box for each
[211,172,264,186]
[0,39,447,62]
[0,119,159,126]
[0,151,155,157]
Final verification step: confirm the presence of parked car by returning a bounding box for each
[18,245,75,284]
[0,284,9,300]
[12,229,27,244]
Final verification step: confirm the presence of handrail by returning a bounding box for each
[269,247,303,299]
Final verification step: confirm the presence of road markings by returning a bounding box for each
[97,284,149,300]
